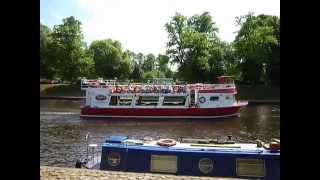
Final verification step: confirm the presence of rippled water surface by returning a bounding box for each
[40,99,280,167]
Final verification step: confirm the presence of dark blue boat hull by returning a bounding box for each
[100,137,279,180]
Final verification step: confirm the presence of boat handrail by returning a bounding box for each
[119,143,265,153]
[81,79,236,92]
[75,132,100,168]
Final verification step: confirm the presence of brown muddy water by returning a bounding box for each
[40,99,280,167]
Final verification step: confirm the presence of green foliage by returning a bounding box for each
[142,71,157,80]
[40,12,279,86]
[142,53,156,72]
[164,68,174,78]
[142,71,165,80]
[119,58,134,79]
[48,16,93,82]
[130,62,143,80]
[40,23,55,79]
[135,53,144,67]
[234,13,280,85]
[164,12,279,85]
[166,12,221,82]
[165,13,187,65]
[207,41,242,82]
[80,49,96,79]
[89,39,133,80]
[157,54,169,72]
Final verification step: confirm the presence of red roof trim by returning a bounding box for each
[198,88,237,93]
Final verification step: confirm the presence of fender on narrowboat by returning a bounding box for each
[76,134,280,180]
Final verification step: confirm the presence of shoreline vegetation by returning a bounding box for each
[40,84,279,102]
[41,13,279,105]
[41,13,279,88]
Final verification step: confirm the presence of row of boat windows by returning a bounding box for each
[107,95,232,106]
[210,96,233,101]
[210,96,219,101]
[109,96,187,106]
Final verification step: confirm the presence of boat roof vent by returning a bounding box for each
[105,135,128,144]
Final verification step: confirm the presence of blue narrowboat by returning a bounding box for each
[76,134,280,180]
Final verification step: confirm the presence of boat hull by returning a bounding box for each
[97,136,280,180]
[80,105,246,119]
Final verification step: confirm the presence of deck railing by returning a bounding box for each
[81,79,235,92]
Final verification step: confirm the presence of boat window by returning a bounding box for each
[109,96,132,106]
[136,96,159,106]
[109,96,118,105]
[163,96,186,106]
[210,96,219,101]
[118,96,133,106]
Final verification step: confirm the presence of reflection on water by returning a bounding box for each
[40,99,280,167]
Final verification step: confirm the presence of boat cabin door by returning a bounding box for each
[190,90,195,106]
[191,89,199,107]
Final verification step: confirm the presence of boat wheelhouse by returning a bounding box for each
[80,76,248,119]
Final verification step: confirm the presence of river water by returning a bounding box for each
[40,99,280,167]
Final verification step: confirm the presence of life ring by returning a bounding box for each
[157,139,177,147]
[199,97,206,103]
[264,142,280,151]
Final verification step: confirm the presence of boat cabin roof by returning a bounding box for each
[103,136,280,155]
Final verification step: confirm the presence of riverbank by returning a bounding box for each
[40,84,280,101]
[40,84,84,97]
[40,166,247,180]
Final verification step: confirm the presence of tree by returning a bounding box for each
[207,41,242,82]
[142,53,156,72]
[222,43,242,81]
[119,57,134,79]
[135,53,144,67]
[164,69,174,78]
[142,71,163,80]
[181,29,210,82]
[80,49,96,79]
[157,54,170,72]
[165,13,188,65]
[40,23,55,78]
[207,43,225,82]
[130,62,143,80]
[234,13,280,85]
[156,54,173,78]
[165,12,219,82]
[89,39,133,80]
[48,16,91,82]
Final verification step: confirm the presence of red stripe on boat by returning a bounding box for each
[81,105,245,118]
[198,88,237,93]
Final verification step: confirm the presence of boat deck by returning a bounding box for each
[107,139,279,154]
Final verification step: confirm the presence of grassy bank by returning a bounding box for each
[40,84,279,100]
[40,84,83,96]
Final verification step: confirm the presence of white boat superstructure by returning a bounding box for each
[80,77,248,119]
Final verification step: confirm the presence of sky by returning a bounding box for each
[40,0,280,55]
